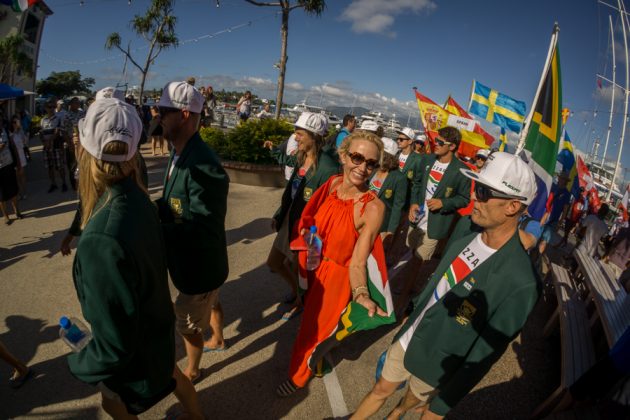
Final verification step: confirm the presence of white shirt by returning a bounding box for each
[578,214,608,257]
[168,155,179,179]
[284,134,298,181]
[418,160,449,230]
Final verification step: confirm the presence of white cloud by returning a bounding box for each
[593,82,625,106]
[340,0,437,36]
[286,82,303,90]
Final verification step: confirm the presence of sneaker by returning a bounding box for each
[47,185,58,193]
[61,184,68,192]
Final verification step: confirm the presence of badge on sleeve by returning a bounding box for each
[445,187,453,198]
[303,187,313,201]
[407,170,413,180]
[385,189,393,199]
[455,299,477,326]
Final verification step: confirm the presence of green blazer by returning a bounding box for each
[394,217,540,416]
[410,154,471,239]
[398,151,423,209]
[273,150,340,237]
[69,177,175,402]
[376,170,407,233]
[157,133,229,295]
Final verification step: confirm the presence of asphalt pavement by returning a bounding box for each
[0,143,557,419]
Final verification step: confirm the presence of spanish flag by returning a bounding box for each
[414,89,450,152]
[444,96,494,158]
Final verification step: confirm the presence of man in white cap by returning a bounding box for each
[156,81,230,382]
[473,148,490,170]
[358,119,380,134]
[353,152,540,420]
[95,87,126,101]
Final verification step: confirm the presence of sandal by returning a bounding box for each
[9,368,32,389]
[281,305,303,321]
[276,379,299,397]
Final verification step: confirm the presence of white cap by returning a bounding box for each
[294,112,328,136]
[475,149,490,158]
[460,151,537,205]
[381,137,398,156]
[95,87,126,101]
[262,98,269,104]
[415,134,427,143]
[359,120,379,132]
[396,127,415,140]
[78,98,142,163]
[57,99,64,105]
[158,81,204,113]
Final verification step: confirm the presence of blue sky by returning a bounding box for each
[38,0,629,175]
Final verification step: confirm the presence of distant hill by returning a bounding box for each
[326,106,370,118]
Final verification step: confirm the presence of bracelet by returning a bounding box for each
[352,285,369,299]
[354,292,369,302]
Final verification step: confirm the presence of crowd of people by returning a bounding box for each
[1,78,629,419]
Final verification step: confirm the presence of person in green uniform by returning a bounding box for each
[155,81,230,382]
[368,137,407,255]
[265,112,340,320]
[68,98,201,419]
[397,127,471,313]
[352,152,540,420]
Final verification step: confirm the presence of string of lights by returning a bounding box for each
[40,9,278,65]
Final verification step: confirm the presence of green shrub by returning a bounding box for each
[201,118,294,164]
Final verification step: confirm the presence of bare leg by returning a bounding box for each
[385,388,423,420]
[181,333,204,381]
[151,137,157,155]
[10,196,21,218]
[0,201,9,224]
[352,377,402,419]
[203,303,225,350]
[101,393,138,420]
[172,365,203,419]
[158,136,164,155]
[0,341,28,379]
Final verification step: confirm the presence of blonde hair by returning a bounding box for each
[338,131,384,165]
[78,141,145,229]
[296,130,325,171]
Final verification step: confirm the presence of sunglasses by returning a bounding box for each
[435,138,452,147]
[396,137,410,142]
[347,152,380,171]
[474,183,525,203]
[158,106,180,116]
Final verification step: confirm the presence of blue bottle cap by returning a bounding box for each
[59,316,71,329]
[310,225,317,234]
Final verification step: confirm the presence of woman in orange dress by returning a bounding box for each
[277,131,388,396]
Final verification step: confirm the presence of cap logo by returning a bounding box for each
[106,126,132,138]
[501,180,521,193]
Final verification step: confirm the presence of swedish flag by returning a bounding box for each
[469,81,527,133]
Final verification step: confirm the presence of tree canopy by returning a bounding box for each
[36,71,95,97]
[0,35,34,84]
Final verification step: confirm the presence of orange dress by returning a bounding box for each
[288,176,376,387]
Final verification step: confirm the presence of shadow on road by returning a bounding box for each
[226,217,273,246]
[0,228,67,271]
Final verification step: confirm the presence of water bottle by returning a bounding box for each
[59,316,92,352]
[410,203,426,227]
[305,225,323,271]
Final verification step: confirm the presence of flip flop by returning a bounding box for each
[281,305,303,321]
[276,379,299,397]
[188,369,205,385]
[203,345,228,353]
[9,368,33,389]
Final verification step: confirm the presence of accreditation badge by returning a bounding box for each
[384,189,393,199]
[407,170,413,180]
[303,187,313,201]
[445,187,453,198]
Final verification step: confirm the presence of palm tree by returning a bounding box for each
[106,0,178,101]
[244,0,326,119]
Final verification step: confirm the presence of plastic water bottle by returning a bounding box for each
[59,316,92,352]
[305,225,323,271]
[410,203,426,227]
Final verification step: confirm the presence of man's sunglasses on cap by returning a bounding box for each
[347,152,380,171]
[435,138,452,147]
[474,183,526,203]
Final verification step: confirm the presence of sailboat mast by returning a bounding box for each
[602,15,617,168]
[609,0,630,201]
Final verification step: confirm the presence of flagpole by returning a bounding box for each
[467,79,475,112]
[601,14,617,168]
[516,23,560,153]
[609,0,630,202]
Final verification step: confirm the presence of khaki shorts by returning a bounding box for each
[406,225,439,261]
[381,341,437,403]
[174,290,219,335]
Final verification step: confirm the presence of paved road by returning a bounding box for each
[0,144,555,419]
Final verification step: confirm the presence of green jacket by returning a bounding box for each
[157,133,229,295]
[394,217,540,416]
[376,170,407,233]
[398,151,423,209]
[69,177,175,402]
[410,154,471,239]
[273,150,340,237]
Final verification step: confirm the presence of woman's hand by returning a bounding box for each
[355,293,386,318]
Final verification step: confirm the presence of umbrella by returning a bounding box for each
[0,83,34,99]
